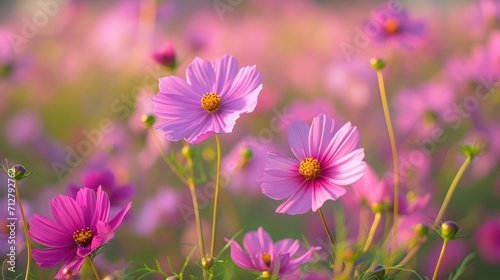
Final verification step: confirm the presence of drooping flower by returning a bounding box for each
[30,187,131,279]
[152,54,262,144]
[226,227,320,279]
[261,114,366,215]
[366,8,425,49]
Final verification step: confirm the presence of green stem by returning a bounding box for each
[362,212,382,253]
[87,256,101,280]
[15,180,32,280]
[435,156,472,223]
[150,129,190,185]
[376,70,400,254]
[318,208,336,255]
[431,240,448,280]
[210,134,222,258]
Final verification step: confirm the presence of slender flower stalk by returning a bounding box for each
[362,212,382,253]
[149,125,207,278]
[185,145,207,275]
[435,155,472,223]
[150,128,190,185]
[210,134,222,258]
[371,58,400,253]
[318,208,336,254]
[15,179,32,280]
[432,239,448,280]
[87,256,101,280]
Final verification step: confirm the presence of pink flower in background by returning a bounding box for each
[261,114,366,215]
[152,54,262,144]
[227,227,320,278]
[30,187,131,279]
[222,137,270,194]
[475,217,500,264]
[393,82,455,138]
[151,41,176,68]
[367,8,425,49]
[67,169,135,207]
[350,164,390,211]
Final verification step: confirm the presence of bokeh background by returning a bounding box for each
[1,0,500,279]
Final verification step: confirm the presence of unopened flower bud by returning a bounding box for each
[9,164,26,180]
[441,220,459,240]
[262,270,270,279]
[370,58,386,70]
[343,246,356,261]
[152,42,177,69]
[0,63,13,77]
[240,147,253,160]
[141,114,156,128]
[415,224,429,237]
[166,276,179,280]
[182,145,195,159]
[369,264,385,280]
[372,202,388,213]
[202,256,214,270]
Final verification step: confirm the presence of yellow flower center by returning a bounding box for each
[299,157,321,179]
[201,92,221,112]
[72,227,94,247]
[262,253,271,266]
[384,18,400,33]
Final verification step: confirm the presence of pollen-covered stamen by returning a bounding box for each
[72,227,94,247]
[299,157,321,179]
[384,18,400,33]
[201,92,221,112]
[262,253,271,266]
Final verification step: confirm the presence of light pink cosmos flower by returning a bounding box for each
[227,227,320,278]
[261,114,366,215]
[152,55,262,144]
[29,187,131,279]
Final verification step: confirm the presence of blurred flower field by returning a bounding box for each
[1,0,500,279]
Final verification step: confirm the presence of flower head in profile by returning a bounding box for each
[226,227,320,279]
[261,114,366,215]
[30,187,131,279]
[152,54,262,144]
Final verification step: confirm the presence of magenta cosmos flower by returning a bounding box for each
[29,187,131,279]
[152,54,262,144]
[261,114,366,215]
[227,227,320,278]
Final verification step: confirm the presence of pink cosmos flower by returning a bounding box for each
[366,8,425,49]
[475,217,500,264]
[30,187,131,279]
[261,114,366,215]
[227,227,320,278]
[152,54,262,144]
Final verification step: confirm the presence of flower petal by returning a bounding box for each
[308,114,336,162]
[54,256,85,279]
[75,187,97,229]
[225,238,256,271]
[275,184,313,215]
[243,227,274,256]
[274,239,300,255]
[32,246,76,268]
[287,120,310,160]
[50,195,85,232]
[29,214,73,247]
[214,55,239,94]
[186,57,216,94]
[310,180,346,211]
[322,122,360,166]
[324,149,366,185]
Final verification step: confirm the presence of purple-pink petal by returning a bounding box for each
[29,214,73,247]
[186,56,216,93]
[54,257,85,279]
[308,114,336,161]
[287,121,310,160]
[243,227,274,256]
[276,185,313,215]
[227,238,256,270]
[50,195,85,232]
[214,54,239,95]
[32,247,76,268]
